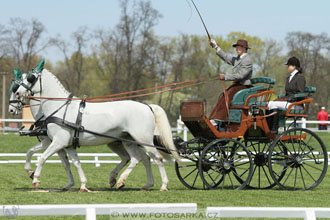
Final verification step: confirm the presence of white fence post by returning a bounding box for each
[302,117,306,128]
[85,208,96,220]
[94,156,100,167]
[305,209,316,220]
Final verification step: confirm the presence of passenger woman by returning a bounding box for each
[267,56,306,133]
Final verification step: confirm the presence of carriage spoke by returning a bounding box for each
[282,167,294,185]
[262,166,272,185]
[258,166,261,188]
[303,162,324,172]
[301,165,317,182]
[191,171,199,188]
[298,130,303,154]
[294,166,298,190]
[279,140,293,156]
[289,135,297,154]
[299,167,307,190]
[261,143,268,153]
[183,167,198,180]
[228,173,234,189]
[221,174,226,189]
[238,166,249,178]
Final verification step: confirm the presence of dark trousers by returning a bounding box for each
[318,125,328,130]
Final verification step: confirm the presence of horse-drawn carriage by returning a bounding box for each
[174,77,328,190]
[9,60,327,191]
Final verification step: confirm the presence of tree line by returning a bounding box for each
[1,0,329,124]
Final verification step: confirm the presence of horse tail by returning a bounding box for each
[149,104,184,167]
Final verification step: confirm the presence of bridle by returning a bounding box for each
[9,71,41,113]
[18,69,42,97]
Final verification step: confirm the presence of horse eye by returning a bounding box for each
[12,83,20,93]
[27,74,36,83]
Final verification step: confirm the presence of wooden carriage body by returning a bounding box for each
[180,77,314,141]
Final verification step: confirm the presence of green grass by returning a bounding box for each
[0,133,330,219]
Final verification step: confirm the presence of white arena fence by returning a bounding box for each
[0,152,329,166]
[0,203,197,220]
[206,207,330,220]
[1,118,330,141]
[1,204,329,220]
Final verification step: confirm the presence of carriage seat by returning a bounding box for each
[278,86,316,115]
[278,86,316,99]
[250,77,276,85]
[230,77,276,107]
[227,77,276,123]
[230,85,265,106]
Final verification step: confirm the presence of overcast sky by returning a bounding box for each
[1,0,330,61]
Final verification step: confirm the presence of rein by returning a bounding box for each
[222,80,231,125]
[24,75,220,102]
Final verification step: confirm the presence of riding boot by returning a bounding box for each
[270,109,279,134]
[266,110,272,128]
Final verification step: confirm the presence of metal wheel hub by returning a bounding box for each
[286,154,304,168]
[254,152,268,166]
[217,159,232,174]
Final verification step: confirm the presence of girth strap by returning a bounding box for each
[72,99,86,148]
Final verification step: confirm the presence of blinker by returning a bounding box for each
[12,83,20,93]
[27,74,36,83]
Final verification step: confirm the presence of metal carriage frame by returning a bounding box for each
[174,77,328,190]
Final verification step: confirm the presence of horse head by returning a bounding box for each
[8,68,26,115]
[15,59,45,98]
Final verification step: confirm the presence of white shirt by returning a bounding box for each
[239,53,247,60]
[288,69,299,82]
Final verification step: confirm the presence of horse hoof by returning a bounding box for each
[116,182,125,190]
[29,171,35,179]
[160,188,168,191]
[140,187,150,191]
[79,188,89,193]
[109,179,116,188]
[32,181,40,188]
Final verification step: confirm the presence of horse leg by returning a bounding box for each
[64,147,88,192]
[32,139,65,188]
[116,142,141,190]
[24,137,51,179]
[57,149,75,191]
[138,148,154,191]
[144,146,169,191]
[107,142,130,188]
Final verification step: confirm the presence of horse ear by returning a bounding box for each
[36,58,45,73]
[16,67,22,80]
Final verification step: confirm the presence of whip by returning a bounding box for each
[190,0,211,41]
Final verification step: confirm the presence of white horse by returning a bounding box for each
[10,80,177,192]
[15,65,182,191]
[9,82,88,192]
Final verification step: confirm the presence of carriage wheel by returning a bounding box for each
[268,128,328,190]
[244,141,286,189]
[175,138,211,189]
[199,139,253,190]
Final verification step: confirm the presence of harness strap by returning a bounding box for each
[72,98,86,148]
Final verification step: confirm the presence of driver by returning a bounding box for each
[209,39,253,121]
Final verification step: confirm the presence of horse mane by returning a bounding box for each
[43,69,70,95]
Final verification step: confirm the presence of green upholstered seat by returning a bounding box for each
[304,86,316,93]
[231,85,265,106]
[228,109,242,123]
[278,86,316,99]
[250,77,276,85]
